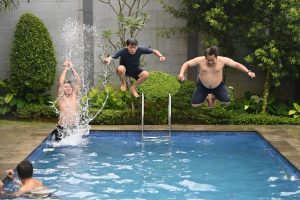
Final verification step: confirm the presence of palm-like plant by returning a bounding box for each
[0,0,19,12]
[0,0,30,12]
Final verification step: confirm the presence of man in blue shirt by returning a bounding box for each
[103,38,166,97]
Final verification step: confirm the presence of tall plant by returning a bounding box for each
[10,12,57,95]
[244,0,300,113]
[99,0,151,50]
[159,0,249,56]
[0,0,30,12]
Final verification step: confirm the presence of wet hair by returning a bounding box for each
[16,160,33,179]
[64,80,72,85]
[204,46,219,57]
[126,38,138,46]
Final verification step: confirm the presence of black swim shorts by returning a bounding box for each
[191,80,230,104]
[51,125,75,142]
[125,67,144,80]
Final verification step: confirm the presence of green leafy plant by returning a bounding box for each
[289,102,300,118]
[0,80,24,115]
[88,85,131,110]
[267,97,290,116]
[0,79,53,116]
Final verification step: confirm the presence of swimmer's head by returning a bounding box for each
[63,80,73,96]
[17,160,33,179]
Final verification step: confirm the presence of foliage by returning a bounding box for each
[0,0,20,12]
[0,79,24,115]
[236,92,263,114]
[243,0,300,112]
[138,71,181,124]
[160,0,299,114]
[159,0,250,55]
[90,109,138,125]
[289,102,300,118]
[267,97,291,116]
[171,80,195,121]
[10,13,57,95]
[99,0,151,50]
[138,71,180,102]
[0,79,53,116]
[16,103,56,120]
[87,85,132,110]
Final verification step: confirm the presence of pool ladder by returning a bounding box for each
[141,93,171,140]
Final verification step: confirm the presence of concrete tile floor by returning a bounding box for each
[0,124,299,180]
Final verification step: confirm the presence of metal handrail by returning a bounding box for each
[141,93,172,139]
[141,93,144,137]
[168,93,171,136]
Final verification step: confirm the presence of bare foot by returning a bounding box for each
[206,94,216,108]
[120,82,127,92]
[130,86,139,97]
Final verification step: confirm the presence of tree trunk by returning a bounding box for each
[261,70,271,113]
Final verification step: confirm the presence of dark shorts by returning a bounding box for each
[191,80,230,104]
[51,125,75,142]
[125,67,144,80]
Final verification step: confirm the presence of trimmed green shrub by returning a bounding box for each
[10,12,56,94]
[172,80,195,122]
[137,71,181,124]
[138,71,180,102]
[90,109,138,125]
[16,103,57,120]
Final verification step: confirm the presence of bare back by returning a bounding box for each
[17,179,43,195]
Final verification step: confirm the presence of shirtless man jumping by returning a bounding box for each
[178,46,256,108]
[53,59,81,141]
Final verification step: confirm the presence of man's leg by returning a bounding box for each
[130,71,149,97]
[206,94,216,108]
[212,83,230,106]
[117,65,127,91]
[191,80,209,107]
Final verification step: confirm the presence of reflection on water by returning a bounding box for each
[30,133,300,200]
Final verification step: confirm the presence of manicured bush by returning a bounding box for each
[137,71,181,124]
[138,71,180,102]
[90,109,138,125]
[16,103,57,120]
[10,13,56,94]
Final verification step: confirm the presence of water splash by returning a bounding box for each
[49,18,109,146]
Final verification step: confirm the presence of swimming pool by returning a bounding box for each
[3,131,300,199]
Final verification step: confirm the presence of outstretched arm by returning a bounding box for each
[224,57,256,78]
[152,49,166,61]
[103,56,112,65]
[178,57,201,81]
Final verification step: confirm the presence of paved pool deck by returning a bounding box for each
[0,124,300,180]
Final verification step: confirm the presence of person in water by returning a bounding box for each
[103,38,166,97]
[0,160,44,197]
[52,59,81,141]
[178,46,256,108]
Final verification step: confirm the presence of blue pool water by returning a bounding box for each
[3,131,300,199]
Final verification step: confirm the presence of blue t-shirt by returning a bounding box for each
[111,46,153,68]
